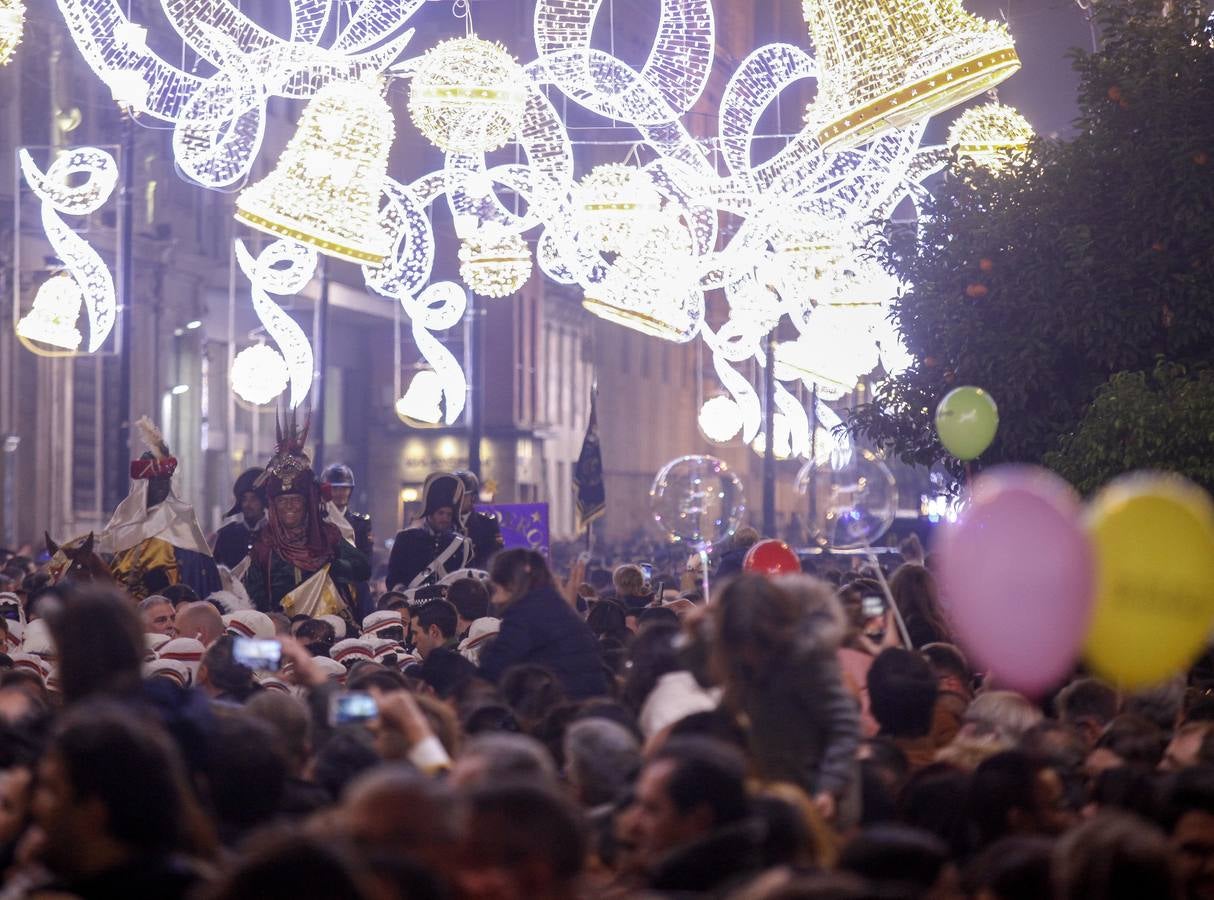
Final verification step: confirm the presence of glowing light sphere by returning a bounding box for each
[230,344,290,406]
[236,78,394,265]
[797,447,899,550]
[408,36,528,153]
[698,395,744,444]
[802,0,1020,151]
[0,0,25,66]
[650,455,746,549]
[948,101,1034,170]
[574,164,661,252]
[458,229,532,298]
[16,274,84,351]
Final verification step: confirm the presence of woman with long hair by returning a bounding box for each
[711,574,861,826]
[889,564,952,649]
[478,549,607,699]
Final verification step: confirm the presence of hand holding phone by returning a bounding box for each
[329,691,378,727]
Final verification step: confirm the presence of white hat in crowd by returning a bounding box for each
[223,610,275,640]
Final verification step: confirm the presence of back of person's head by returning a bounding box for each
[461,781,586,892]
[377,591,410,612]
[733,526,760,550]
[199,827,373,900]
[963,835,1053,900]
[245,692,311,775]
[1089,766,1165,822]
[204,711,287,838]
[667,709,751,752]
[415,599,459,641]
[314,728,380,801]
[1057,677,1119,728]
[867,648,938,738]
[921,643,969,685]
[1018,720,1087,772]
[462,702,521,736]
[447,577,490,623]
[49,585,143,704]
[586,598,629,640]
[415,647,479,699]
[1125,676,1186,733]
[161,583,199,606]
[613,564,646,598]
[966,751,1052,848]
[620,621,681,712]
[50,701,187,855]
[295,617,337,656]
[200,635,257,701]
[964,690,1044,743]
[649,736,750,828]
[1161,765,1214,832]
[1094,713,1168,769]
[563,718,640,807]
[499,664,567,729]
[837,824,950,895]
[897,763,970,853]
[637,606,679,629]
[489,549,553,601]
[712,574,807,690]
[176,601,224,645]
[1052,812,1181,900]
[451,732,557,787]
[889,564,949,640]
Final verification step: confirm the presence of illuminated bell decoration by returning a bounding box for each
[235,78,394,265]
[408,36,528,154]
[802,0,1020,151]
[230,344,290,406]
[0,0,24,66]
[770,218,848,305]
[582,214,703,343]
[16,274,83,351]
[948,101,1034,170]
[395,370,445,426]
[458,229,532,298]
[774,307,880,400]
[575,164,661,252]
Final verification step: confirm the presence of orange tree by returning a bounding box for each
[849,0,1214,486]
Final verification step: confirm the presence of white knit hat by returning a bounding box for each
[223,610,276,640]
[21,619,54,659]
[158,637,206,680]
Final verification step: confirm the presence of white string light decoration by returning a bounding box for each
[574,163,663,253]
[230,343,291,406]
[17,147,118,354]
[396,282,468,426]
[234,239,317,408]
[802,0,1020,152]
[236,78,395,265]
[0,0,24,65]
[16,275,85,351]
[408,36,529,154]
[458,227,533,299]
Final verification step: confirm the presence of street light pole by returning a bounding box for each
[762,334,776,538]
[113,114,135,507]
[464,287,483,479]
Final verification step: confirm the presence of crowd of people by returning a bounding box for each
[0,422,1211,899]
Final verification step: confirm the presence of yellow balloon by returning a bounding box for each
[1084,474,1214,689]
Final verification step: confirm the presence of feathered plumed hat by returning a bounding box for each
[130,417,178,480]
[255,407,316,500]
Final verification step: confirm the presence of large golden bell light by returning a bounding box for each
[235,78,394,265]
[409,36,528,154]
[458,228,533,298]
[948,101,1034,170]
[802,0,1020,152]
[0,0,24,66]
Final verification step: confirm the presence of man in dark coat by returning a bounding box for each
[455,470,503,571]
[387,473,472,591]
[321,463,374,618]
[211,468,266,570]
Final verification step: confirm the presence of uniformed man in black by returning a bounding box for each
[322,463,374,617]
[211,467,266,569]
[387,472,472,591]
[455,470,504,571]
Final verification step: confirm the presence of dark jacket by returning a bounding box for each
[733,588,860,811]
[714,546,750,579]
[463,509,504,570]
[212,519,261,569]
[647,819,767,896]
[387,526,471,590]
[479,585,608,699]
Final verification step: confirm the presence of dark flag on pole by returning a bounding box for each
[573,387,606,532]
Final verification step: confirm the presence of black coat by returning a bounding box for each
[387,526,471,590]
[344,510,374,558]
[479,585,608,699]
[212,520,260,569]
[464,509,503,571]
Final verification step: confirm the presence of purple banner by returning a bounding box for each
[480,503,550,557]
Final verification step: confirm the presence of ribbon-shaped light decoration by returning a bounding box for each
[234,239,317,408]
[395,281,468,427]
[17,147,118,354]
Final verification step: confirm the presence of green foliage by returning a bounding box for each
[1045,362,1214,495]
[849,0,1214,479]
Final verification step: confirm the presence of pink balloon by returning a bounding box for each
[936,466,1095,698]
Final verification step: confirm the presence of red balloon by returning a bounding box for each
[742,539,801,576]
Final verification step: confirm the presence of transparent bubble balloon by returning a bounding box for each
[796,448,899,550]
[651,455,746,549]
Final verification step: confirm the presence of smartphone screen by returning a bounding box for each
[329,691,378,726]
[639,563,654,587]
[231,637,282,672]
[861,595,885,618]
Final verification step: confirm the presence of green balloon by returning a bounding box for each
[935,387,999,460]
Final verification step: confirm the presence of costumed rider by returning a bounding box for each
[241,412,370,626]
[99,417,222,601]
[211,467,267,570]
[321,462,374,618]
[455,470,503,572]
[387,472,472,591]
